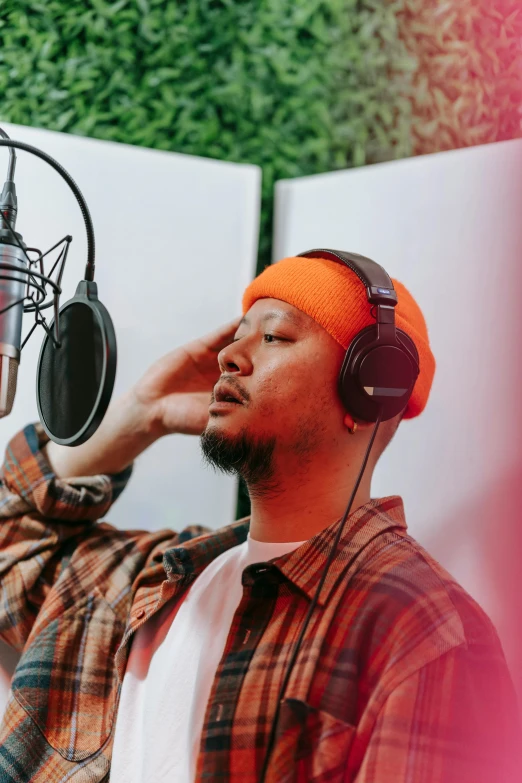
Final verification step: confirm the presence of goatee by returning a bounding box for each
[200,426,280,499]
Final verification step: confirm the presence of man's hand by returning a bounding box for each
[44,317,241,479]
[133,317,241,438]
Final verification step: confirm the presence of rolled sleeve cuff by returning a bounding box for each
[0,421,133,522]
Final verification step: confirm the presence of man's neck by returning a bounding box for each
[247,458,373,543]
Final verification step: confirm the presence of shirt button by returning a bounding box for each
[136,609,145,620]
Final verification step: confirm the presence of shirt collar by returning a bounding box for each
[275,495,407,606]
[162,496,407,607]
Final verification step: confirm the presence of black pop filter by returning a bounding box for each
[36,280,116,446]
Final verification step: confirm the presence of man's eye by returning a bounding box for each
[232,334,286,344]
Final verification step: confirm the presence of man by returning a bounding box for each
[0,254,519,782]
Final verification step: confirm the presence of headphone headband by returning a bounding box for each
[296,248,398,307]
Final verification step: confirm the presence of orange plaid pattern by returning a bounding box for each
[0,421,520,782]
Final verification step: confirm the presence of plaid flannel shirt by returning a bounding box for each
[0,421,520,783]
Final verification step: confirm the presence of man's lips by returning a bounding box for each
[209,380,247,414]
[208,399,244,412]
[213,380,246,404]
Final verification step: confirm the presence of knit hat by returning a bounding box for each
[242,255,436,419]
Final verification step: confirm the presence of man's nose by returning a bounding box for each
[217,342,249,375]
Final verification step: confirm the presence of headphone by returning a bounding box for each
[259,248,420,782]
[297,248,420,422]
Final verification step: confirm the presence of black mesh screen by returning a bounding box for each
[38,302,104,440]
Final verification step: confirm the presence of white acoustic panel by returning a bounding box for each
[0,122,261,533]
[0,123,260,717]
[273,139,522,692]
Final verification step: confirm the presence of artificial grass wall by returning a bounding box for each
[4,1,518,265]
[397,0,522,154]
[0,0,414,269]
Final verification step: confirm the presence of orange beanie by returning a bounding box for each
[242,255,436,419]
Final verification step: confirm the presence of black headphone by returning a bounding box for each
[297,248,420,422]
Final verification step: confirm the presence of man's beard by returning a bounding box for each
[200,426,280,499]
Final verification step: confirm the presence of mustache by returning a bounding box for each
[210,375,250,404]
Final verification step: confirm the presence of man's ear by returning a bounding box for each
[343,412,374,432]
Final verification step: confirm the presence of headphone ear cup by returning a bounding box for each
[339,326,419,423]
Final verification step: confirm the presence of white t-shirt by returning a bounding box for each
[109,532,306,783]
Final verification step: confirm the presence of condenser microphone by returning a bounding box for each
[0,131,25,417]
[0,129,117,446]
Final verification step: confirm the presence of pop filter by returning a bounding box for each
[36,280,116,446]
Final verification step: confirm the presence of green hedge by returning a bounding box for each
[397,0,522,155]
[0,0,414,268]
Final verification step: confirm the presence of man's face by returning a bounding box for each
[200,298,347,495]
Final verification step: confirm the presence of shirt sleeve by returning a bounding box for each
[0,421,134,651]
[0,421,133,522]
[353,643,522,783]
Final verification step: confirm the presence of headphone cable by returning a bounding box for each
[258,406,384,782]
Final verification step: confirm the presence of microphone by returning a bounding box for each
[0,128,117,445]
[0,130,25,417]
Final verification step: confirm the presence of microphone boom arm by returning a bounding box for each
[0,130,95,351]
[0,135,95,281]
[0,128,16,183]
